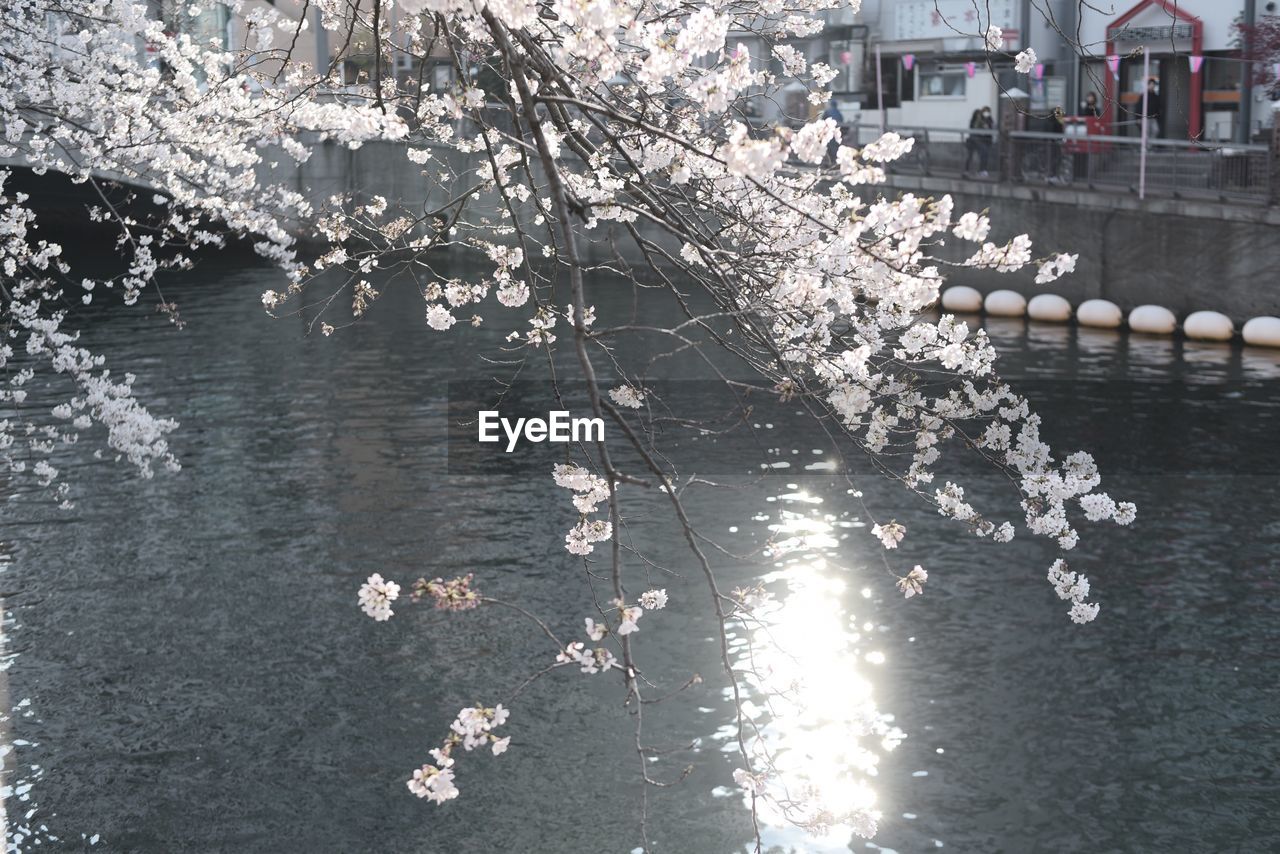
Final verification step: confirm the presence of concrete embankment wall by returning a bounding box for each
[885,175,1280,319]
[274,140,473,221]
[278,142,1280,319]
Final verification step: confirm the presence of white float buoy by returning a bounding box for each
[1242,316,1280,348]
[941,286,983,313]
[1027,294,1072,323]
[1184,310,1234,342]
[1127,304,1177,335]
[1077,299,1123,329]
[984,289,1027,317]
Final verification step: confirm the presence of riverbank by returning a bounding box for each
[884,172,1280,320]
[14,137,1278,322]
[277,140,1280,319]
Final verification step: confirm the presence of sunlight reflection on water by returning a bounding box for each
[723,488,904,851]
[8,264,1280,851]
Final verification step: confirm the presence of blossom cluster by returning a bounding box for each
[733,767,881,839]
[360,572,486,619]
[732,583,775,613]
[358,573,401,622]
[1036,253,1080,284]
[609,385,645,409]
[0,176,181,499]
[408,705,511,805]
[412,574,481,611]
[553,463,613,555]
[896,566,928,598]
[1047,559,1101,624]
[871,521,906,549]
[557,641,620,674]
[558,591,667,673]
[983,22,1035,75]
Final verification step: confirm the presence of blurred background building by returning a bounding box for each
[792,0,1276,143]
[155,0,1278,143]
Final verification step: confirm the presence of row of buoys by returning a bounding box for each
[1242,316,1280,347]
[1127,304,1177,334]
[1027,294,1072,322]
[1075,298,1122,329]
[938,285,1280,348]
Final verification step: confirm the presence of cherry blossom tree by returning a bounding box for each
[2,0,1133,848]
[1237,14,1280,97]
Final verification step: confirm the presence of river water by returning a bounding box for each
[3,251,1278,852]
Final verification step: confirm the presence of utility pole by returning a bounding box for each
[875,43,885,135]
[1139,48,1150,199]
[1241,0,1257,143]
[1065,0,1080,115]
[313,6,331,79]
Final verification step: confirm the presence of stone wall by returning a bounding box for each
[281,141,1280,318]
[34,137,1268,320]
[883,175,1280,319]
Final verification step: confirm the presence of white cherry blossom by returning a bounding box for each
[896,566,928,598]
[639,589,668,610]
[871,521,906,549]
[358,573,401,621]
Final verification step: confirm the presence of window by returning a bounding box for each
[919,67,966,98]
[1203,54,1242,93]
[827,41,859,93]
[878,57,914,107]
[431,64,452,92]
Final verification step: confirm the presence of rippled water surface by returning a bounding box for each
[3,252,1279,852]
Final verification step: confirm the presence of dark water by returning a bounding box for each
[3,254,1279,852]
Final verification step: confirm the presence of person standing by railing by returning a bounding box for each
[965,107,994,176]
[1078,92,1101,118]
[822,98,844,165]
[1143,78,1162,140]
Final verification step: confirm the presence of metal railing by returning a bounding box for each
[840,122,1272,204]
[845,123,999,178]
[1004,130,1270,203]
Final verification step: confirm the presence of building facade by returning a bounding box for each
[160,1,1271,141]
[854,0,1024,129]
[1075,0,1264,142]
[836,0,1270,141]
